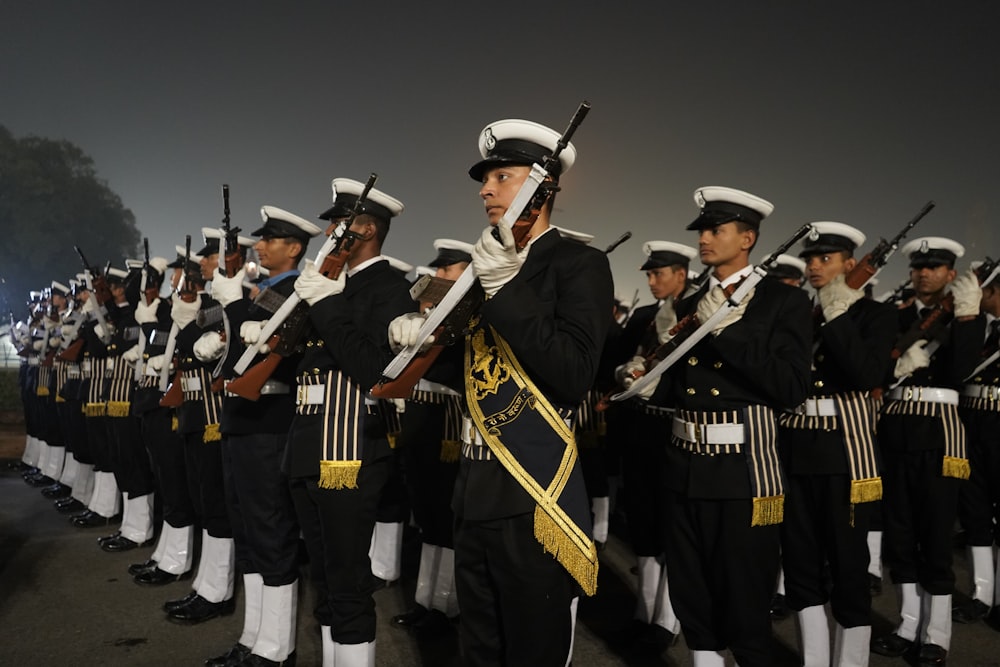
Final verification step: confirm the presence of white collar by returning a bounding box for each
[347,255,385,278]
[709,264,754,290]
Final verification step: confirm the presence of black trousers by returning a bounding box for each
[398,402,457,548]
[957,408,1000,546]
[454,512,576,667]
[619,410,670,557]
[85,415,113,472]
[661,489,780,667]
[65,400,92,464]
[109,414,155,498]
[142,407,194,528]
[780,472,872,627]
[182,432,231,538]
[222,432,299,586]
[288,456,389,643]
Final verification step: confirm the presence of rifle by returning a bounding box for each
[845,200,935,290]
[159,235,195,406]
[220,184,244,279]
[608,223,816,404]
[226,173,378,400]
[372,102,591,399]
[604,231,632,255]
[74,246,113,343]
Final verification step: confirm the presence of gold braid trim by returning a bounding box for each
[203,423,221,443]
[439,439,460,463]
[85,403,107,417]
[36,387,50,397]
[319,459,361,490]
[534,505,599,597]
[107,401,131,418]
[943,456,970,480]
[751,495,785,527]
[850,477,883,504]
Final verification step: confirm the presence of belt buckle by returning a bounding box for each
[903,387,914,401]
[692,422,703,446]
[988,386,999,401]
[296,385,306,405]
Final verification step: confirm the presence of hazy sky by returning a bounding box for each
[3,1,998,305]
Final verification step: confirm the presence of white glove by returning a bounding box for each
[949,269,982,318]
[134,297,161,324]
[211,267,246,307]
[193,331,225,362]
[48,336,62,347]
[32,339,44,351]
[294,259,346,306]
[240,320,271,354]
[893,339,931,379]
[615,355,647,388]
[389,397,406,414]
[696,284,754,335]
[121,344,140,364]
[388,312,433,353]
[147,354,167,373]
[654,297,677,345]
[94,321,113,343]
[171,293,202,329]
[472,224,526,297]
[43,316,58,331]
[818,274,864,322]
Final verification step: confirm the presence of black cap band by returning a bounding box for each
[641,251,692,270]
[252,219,311,244]
[318,195,394,223]
[798,233,857,257]
[686,201,764,231]
[468,138,558,181]
[428,248,473,268]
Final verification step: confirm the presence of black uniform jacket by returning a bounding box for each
[452,227,615,520]
[661,274,812,498]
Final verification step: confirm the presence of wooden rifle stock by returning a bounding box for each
[56,337,84,362]
[159,372,184,407]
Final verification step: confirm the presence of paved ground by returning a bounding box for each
[3,430,1000,666]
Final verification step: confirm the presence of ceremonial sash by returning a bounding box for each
[465,322,598,596]
[882,398,969,479]
[778,391,882,504]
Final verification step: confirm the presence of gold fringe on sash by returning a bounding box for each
[319,459,361,490]
[203,423,221,442]
[534,505,599,597]
[943,456,971,480]
[171,415,179,432]
[85,403,106,417]
[440,439,460,463]
[850,478,883,504]
[107,401,131,418]
[751,495,785,527]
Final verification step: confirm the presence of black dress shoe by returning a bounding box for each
[25,473,55,487]
[413,610,454,639]
[392,605,429,628]
[55,498,86,514]
[98,531,122,544]
[128,559,158,576]
[986,606,1000,632]
[72,511,119,528]
[953,598,990,624]
[205,642,251,667]
[163,590,199,613]
[918,642,947,666]
[871,632,915,657]
[42,482,71,499]
[7,461,33,471]
[869,573,883,596]
[769,593,791,621]
[166,595,236,624]
[637,623,677,650]
[241,651,296,666]
[101,535,147,553]
[136,567,191,586]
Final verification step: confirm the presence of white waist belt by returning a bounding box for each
[180,376,202,392]
[887,386,958,405]
[962,384,1000,401]
[28,357,40,367]
[295,384,378,409]
[791,397,838,417]
[672,418,745,445]
[461,416,485,446]
[415,379,461,396]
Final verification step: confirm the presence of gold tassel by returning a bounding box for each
[36,387,50,397]
[107,401,131,418]
[751,495,785,527]
[850,477,883,504]
[171,415,179,432]
[387,432,399,449]
[85,403,107,417]
[533,506,599,597]
[942,456,971,480]
[55,395,65,403]
[203,423,222,442]
[439,439,460,463]
[318,459,361,490]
